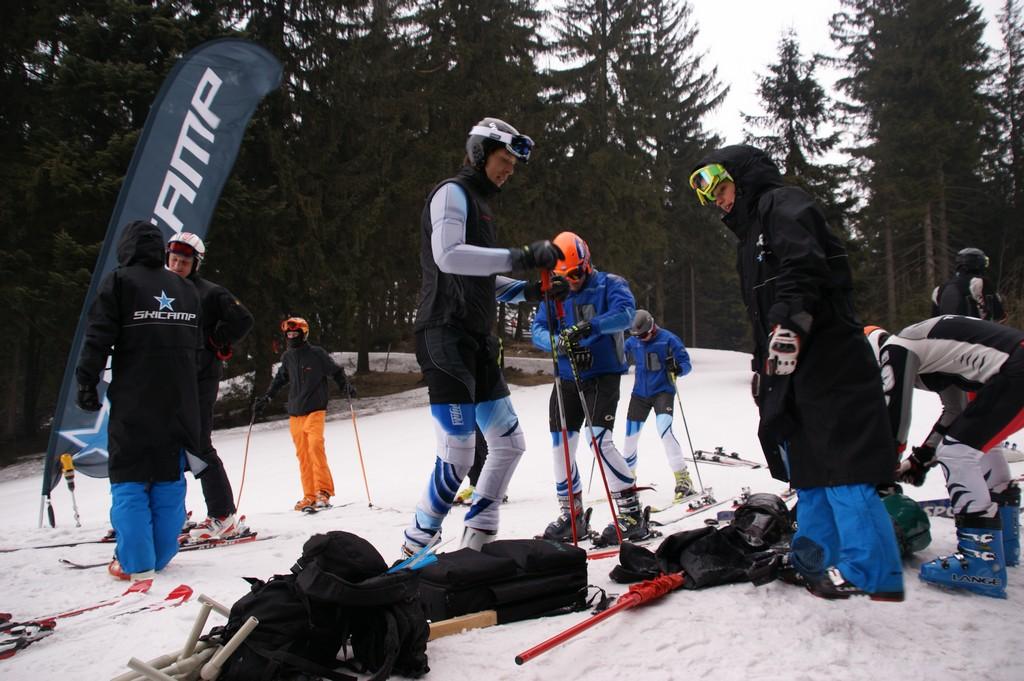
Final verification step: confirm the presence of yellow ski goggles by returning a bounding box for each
[689,163,733,205]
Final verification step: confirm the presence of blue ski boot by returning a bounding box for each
[919,514,1007,599]
[991,483,1020,567]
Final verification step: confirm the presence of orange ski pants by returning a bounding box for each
[289,410,335,498]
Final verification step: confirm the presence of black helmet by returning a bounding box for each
[732,493,793,548]
[466,117,534,170]
[955,247,988,273]
[631,309,655,337]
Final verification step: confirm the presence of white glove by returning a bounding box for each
[766,325,800,376]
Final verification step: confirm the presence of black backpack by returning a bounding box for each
[214,531,429,681]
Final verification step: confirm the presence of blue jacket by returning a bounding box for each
[532,270,635,380]
[625,328,691,398]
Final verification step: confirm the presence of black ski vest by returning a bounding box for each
[414,166,499,335]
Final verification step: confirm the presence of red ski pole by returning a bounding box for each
[515,572,685,665]
[542,270,580,545]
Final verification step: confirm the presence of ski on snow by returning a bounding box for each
[648,488,752,528]
[0,536,115,554]
[0,582,192,658]
[300,501,355,515]
[59,530,273,569]
[693,447,764,468]
[0,620,56,660]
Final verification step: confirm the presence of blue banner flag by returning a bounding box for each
[40,39,282,525]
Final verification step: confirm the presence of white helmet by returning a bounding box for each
[166,232,206,274]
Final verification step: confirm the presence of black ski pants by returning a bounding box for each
[196,373,235,518]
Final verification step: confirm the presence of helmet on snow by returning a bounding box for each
[552,231,592,281]
[732,493,793,548]
[166,232,206,274]
[631,309,656,337]
[466,117,534,170]
[955,247,988,273]
[881,492,931,557]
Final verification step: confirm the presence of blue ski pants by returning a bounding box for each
[110,458,186,575]
[792,484,904,594]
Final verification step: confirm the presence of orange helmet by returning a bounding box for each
[280,317,309,337]
[552,231,592,280]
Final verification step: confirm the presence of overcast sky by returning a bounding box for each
[688,0,1009,145]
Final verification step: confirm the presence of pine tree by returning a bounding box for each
[981,0,1024,319]
[831,0,992,325]
[743,30,852,233]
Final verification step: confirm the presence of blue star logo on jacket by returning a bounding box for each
[154,290,175,311]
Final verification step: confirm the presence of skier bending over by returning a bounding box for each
[867,316,1024,598]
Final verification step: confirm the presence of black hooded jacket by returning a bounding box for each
[188,273,254,381]
[693,145,896,487]
[76,221,202,484]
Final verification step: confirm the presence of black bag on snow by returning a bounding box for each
[214,531,429,681]
[417,539,588,623]
[610,525,780,589]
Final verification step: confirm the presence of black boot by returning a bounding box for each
[594,488,658,547]
[540,494,591,542]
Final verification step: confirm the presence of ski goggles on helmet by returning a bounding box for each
[558,265,588,282]
[166,241,196,258]
[689,163,733,206]
[469,125,535,162]
[280,317,309,334]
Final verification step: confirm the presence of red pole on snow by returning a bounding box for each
[542,270,579,545]
[515,572,685,665]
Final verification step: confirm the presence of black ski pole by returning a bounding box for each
[561,334,623,545]
[668,368,705,494]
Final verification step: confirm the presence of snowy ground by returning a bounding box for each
[0,348,1020,680]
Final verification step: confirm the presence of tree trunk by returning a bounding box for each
[937,169,950,281]
[4,340,19,438]
[515,305,527,341]
[690,261,697,348]
[357,301,370,374]
[654,258,665,324]
[923,202,935,295]
[21,328,41,436]
[884,223,897,326]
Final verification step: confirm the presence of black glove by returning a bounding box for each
[560,320,593,345]
[569,346,593,370]
[750,372,761,407]
[344,382,357,398]
[510,240,564,271]
[896,446,936,486]
[253,394,271,416]
[523,275,570,303]
[667,358,682,376]
[76,384,100,412]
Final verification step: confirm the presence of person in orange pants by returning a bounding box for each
[254,317,356,511]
